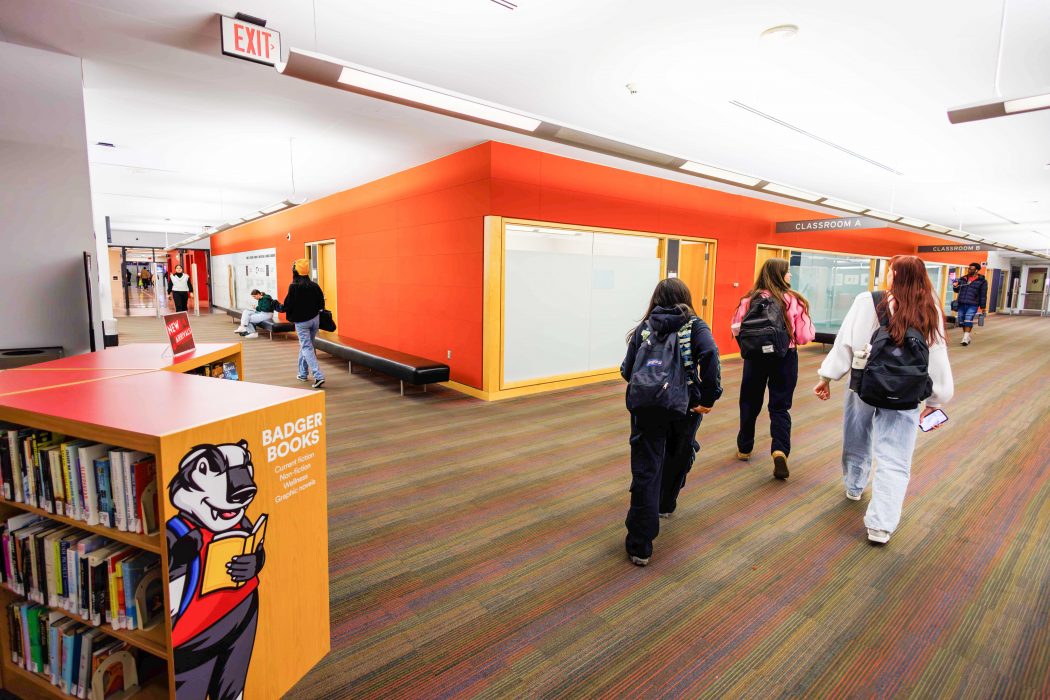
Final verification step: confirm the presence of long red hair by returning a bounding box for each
[879,255,944,345]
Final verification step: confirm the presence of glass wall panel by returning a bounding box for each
[503,225,660,384]
[925,264,944,312]
[789,250,870,335]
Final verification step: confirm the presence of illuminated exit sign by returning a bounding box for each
[220,15,281,66]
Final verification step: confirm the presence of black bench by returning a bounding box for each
[313,333,450,395]
[222,307,294,339]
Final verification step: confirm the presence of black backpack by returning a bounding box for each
[736,295,790,361]
[626,319,694,418]
[850,291,933,410]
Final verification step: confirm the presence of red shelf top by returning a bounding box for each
[0,371,316,438]
[11,343,239,371]
[0,369,149,397]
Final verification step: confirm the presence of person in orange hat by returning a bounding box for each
[281,258,327,388]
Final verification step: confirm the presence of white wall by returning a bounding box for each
[108,229,210,250]
[0,41,101,354]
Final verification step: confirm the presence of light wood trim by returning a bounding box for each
[501,366,621,391]
[166,345,242,377]
[482,216,504,394]
[705,241,719,326]
[757,242,892,262]
[0,658,168,700]
[754,246,789,280]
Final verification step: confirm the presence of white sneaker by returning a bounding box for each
[867,528,891,543]
[233,327,245,334]
[244,332,259,339]
[846,489,863,501]
[961,332,971,346]
[658,512,673,519]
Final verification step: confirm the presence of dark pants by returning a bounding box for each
[625,412,703,559]
[175,593,259,700]
[172,291,189,312]
[737,349,798,456]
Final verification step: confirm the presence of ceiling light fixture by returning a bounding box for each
[761,182,823,201]
[949,92,1050,123]
[761,24,799,40]
[819,198,867,213]
[897,217,928,228]
[925,224,952,233]
[680,161,761,186]
[278,49,540,132]
[863,209,902,222]
[164,198,304,251]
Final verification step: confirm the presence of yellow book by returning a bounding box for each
[200,515,267,595]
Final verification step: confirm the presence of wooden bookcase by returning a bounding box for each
[0,346,329,699]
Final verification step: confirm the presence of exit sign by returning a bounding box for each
[220,15,281,66]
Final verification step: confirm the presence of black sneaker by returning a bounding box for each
[312,378,325,389]
[296,376,309,382]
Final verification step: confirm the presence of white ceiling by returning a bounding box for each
[1,0,1049,249]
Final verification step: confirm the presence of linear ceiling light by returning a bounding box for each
[948,91,1050,124]
[925,224,952,233]
[819,198,867,213]
[761,182,823,201]
[863,209,901,222]
[165,198,304,250]
[278,49,539,132]
[680,161,762,186]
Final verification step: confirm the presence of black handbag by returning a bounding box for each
[318,309,337,332]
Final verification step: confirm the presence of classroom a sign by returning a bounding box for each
[775,216,883,233]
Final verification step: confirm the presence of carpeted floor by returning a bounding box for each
[119,312,1050,699]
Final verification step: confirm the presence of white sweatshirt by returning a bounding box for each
[818,292,954,408]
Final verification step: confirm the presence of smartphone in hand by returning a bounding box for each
[920,409,948,432]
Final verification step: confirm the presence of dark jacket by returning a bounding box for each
[621,305,723,409]
[953,274,988,308]
[281,278,325,323]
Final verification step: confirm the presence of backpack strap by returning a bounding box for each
[678,318,696,384]
[167,516,199,622]
[871,291,891,328]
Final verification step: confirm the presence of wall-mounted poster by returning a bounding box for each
[211,248,278,311]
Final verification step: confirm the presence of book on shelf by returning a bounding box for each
[6,599,162,699]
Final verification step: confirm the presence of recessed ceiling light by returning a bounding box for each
[761,24,800,40]
[820,198,867,213]
[680,161,761,186]
[761,182,823,201]
[864,209,902,222]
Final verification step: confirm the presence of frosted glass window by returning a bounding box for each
[790,251,870,335]
[503,226,659,384]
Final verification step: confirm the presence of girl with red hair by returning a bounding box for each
[813,255,954,544]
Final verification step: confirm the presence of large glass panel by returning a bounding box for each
[925,264,944,312]
[789,251,870,335]
[503,225,660,384]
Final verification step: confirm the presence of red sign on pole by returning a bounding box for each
[163,312,196,356]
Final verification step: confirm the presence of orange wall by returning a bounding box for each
[211,145,490,387]
[211,140,984,389]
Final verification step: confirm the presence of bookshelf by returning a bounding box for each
[0,363,329,699]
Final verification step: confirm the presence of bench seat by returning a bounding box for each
[222,307,294,339]
[314,333,450,395]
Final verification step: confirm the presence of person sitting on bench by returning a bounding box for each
[234,289,277,338]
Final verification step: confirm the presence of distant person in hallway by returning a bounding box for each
[234,289,276,339]
[620,278,722,566]
[813,255,954,545]
[952,262,987,346]
[168,264,194,312]
[730,258,815,479]
[283,258,326,389]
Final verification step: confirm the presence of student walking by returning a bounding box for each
[167,264,194,312]
[621,278,722,566]
[952,262,987,346]
[282,259,326,389]
[813,255,953,544]
[730,258,815,479]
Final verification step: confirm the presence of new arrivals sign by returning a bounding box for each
[775,216,883,233]
[917,244,995,253]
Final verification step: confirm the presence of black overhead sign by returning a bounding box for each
[775,216,883,233]
[917,243,995,253]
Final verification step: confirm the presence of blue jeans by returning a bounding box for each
[957,303,979,329]
[842,390,919,533]
[295,316,324,381]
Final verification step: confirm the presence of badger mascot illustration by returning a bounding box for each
[167,440,267,700]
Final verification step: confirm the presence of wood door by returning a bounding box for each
[318,242,338,323]
[754,246,788,279]
[678,241,711,323]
